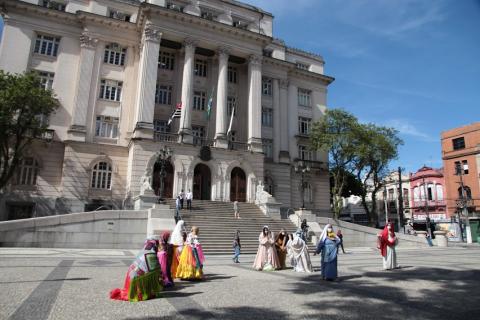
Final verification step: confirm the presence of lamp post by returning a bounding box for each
[456,162,472,244]
[294,161,310,209]
[155,146,172,204]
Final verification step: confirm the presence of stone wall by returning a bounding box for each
[0,210,148,249]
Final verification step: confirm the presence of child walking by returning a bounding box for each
[233,230,241,263]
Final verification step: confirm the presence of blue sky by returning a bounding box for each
[1,1,479,173]
[245,0,480,173]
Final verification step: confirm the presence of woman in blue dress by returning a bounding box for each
[315,224,342,281]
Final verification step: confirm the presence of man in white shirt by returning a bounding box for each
[186,189,193,210]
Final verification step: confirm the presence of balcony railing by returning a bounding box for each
[154,132,178,142]
[229,141,249,151]
[293,159,326,170]
[412,200,446,207]
[193,137,214,147]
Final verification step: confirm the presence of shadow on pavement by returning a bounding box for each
[0,277,91,284]
[284,267,480,320]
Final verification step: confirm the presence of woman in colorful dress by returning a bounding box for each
[110,238,163,302]
[252,226,280,271]
[315,224,342,281]
[157,231,174,287]
[377,222,398,270]
[169,220,186,278]
[176,226,205,280]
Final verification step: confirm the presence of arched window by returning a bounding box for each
[303,182,313,203]
[264,176,274,196]
[458,186,472,200]
[436,184,444,200]
[91,162,112,190]
[17,157,39,185]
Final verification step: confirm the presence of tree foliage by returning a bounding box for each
[311,109,403,224]
[0,71,59,190]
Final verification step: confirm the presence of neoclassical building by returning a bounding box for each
[0,0,334,220]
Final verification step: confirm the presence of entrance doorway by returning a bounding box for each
[152,161,174,198]
[193,163,211,200]
[230,167,246,202]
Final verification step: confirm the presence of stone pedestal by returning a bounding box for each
[133,193,157,210]
[147,204,176,238]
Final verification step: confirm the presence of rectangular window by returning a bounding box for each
[462,160,469,174]
[108,9,131,22]
[104,43,126,66]
[42,0,66,11]
[95,116,119,138]
[159,51,175,70]
[99,79,122,102]
[298,88,311,107]
[298,145,313,161]
[262,139,273,159]
[34,34,61,57]
[262,77,272,96]
[194,59,207,77]
[193,91,207,110]
[37,71,54,90]
[154,120,170,134]
[155,84,173,105]
[262,107,273,127]
[192,125,205,145]
[228,66,237,83]
[298,117,311,135]
[387,188,395,201]
[452,137,465,150]
[227,96,237,116]
[296,62,310,71]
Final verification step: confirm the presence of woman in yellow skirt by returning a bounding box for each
[176,226,205,280]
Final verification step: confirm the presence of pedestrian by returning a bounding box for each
[337,229,346,253]
[233,230,241,263]
[233,200,240,219]
[377,222,398,270]
[315,224,341,281]
[179,190,185,209]
[186,189,193,210]
[288,229,313,273]
[176,226,205,280]
[253,226,280,271]
[175,196,181,222]
[157,232,174,287]
[300,219,309,242]
[275,228,287,269]
[169,220,185,278]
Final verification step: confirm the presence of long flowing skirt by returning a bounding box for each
[175,246,204,280]
[110,265,163,302]
[382,246,397,270]
[321,258,338,280]
[276,246,287,269]
[171,245,181,279]
[253,245,280,271]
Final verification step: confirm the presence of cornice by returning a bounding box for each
[1,0,79,24]
[264,57,335,86]
[138,2,272,46]
[76,11,137,32]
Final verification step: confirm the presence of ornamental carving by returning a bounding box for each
[280,79,289,89]
[79,33,98,49]
[248,54,262,66]
[144,23,162,42]
[217,46,230,59]
[183,38,197,49]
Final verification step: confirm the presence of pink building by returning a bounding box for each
[409,166,447,222]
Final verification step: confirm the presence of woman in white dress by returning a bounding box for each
[288,229,313,273]
[377,222,398,270]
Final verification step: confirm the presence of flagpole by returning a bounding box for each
[205,86,215,146]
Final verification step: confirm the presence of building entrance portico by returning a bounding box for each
[193,163,211,200]
[230,167,247,202]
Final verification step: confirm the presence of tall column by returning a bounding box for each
[214,47,229,148]
[178,39,196,144]
[247,55,263,153]
[279,79,290,163]
[287,83,298,161]
[272,79,280,163]
[68,32,98,141]
[133,23,162,139]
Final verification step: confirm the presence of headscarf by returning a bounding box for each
[378,222,396,257]
[318,224,339,243]
[170,220,185,245]
[143,237,159,252]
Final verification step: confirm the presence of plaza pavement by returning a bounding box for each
[0,246,479,320]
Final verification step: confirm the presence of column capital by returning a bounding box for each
[248,54,262,66]
[217,46,231,58]
[279,79,289,89]
[144,23,162,42]
[79,32,98,49]
[183,38,198,49]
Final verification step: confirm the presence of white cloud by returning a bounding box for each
[384,119,437,142]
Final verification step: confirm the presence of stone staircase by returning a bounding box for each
[164,199,299,255]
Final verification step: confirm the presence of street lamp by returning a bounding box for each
[294,161,311,209]
[155,146,172,204]
[456,162,472,244]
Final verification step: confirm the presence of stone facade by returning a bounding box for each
[0,0,334,220]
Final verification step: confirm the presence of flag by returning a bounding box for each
[227,106,235,136]
[167,102,182,125]
[206,87,215,119]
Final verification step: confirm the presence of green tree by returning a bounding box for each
[354,124,403,226]
[0,71,59,190]
[311,109,360,218]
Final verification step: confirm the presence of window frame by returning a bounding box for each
[261,107,273,127]
[262,139,273,159]
[452,137,465,150]
[298,88,312,107]
[90,161,113,190]
[16,157,39,186]
[193,91,207,111]
[298,117,312,135]
[99,79,123,102]
[194,59,207,77]
[298,144,313,161]
[155,84,173,105]
[34,34,61,57]
[37,71,55,90]
[228,66,237,83]
[95,115,119,139]
[104,43,127,66]
[158,51,175,70]
[262,77,272,96]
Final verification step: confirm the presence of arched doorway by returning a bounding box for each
[230,167,246,202]
[193,164,211,200]
[152,161,174,198]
